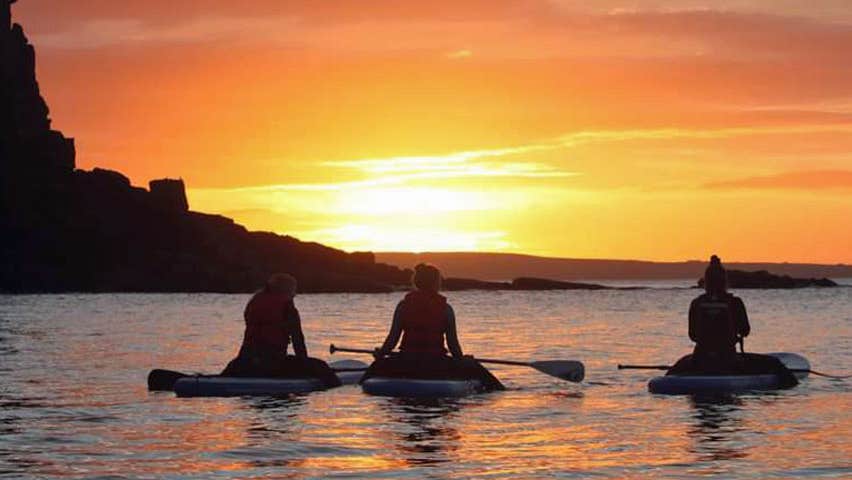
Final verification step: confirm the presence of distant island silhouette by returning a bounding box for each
[0,3,843,293]
[378,253,847,287]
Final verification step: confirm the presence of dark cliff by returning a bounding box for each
[0,4,410,293]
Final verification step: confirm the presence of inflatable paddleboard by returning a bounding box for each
[648,352,810,395]
[172,359,366,397]
[361,377,484,398]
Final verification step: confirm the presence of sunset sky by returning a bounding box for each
[14,0,852,262]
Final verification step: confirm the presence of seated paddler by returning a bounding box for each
[362,263,504,391]
[221,273,341,387]
[669,255,797,387]
[688,255,751,372]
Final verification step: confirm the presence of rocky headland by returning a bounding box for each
[697,270,838,289]
[0,3,410,293]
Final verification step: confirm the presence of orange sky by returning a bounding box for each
[14,0,852,262]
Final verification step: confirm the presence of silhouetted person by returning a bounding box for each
[688,255,750,372]
[221,274,340,387]
[671,256,797,387]
[362,264,503,390]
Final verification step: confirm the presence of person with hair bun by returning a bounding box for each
[673,256,797,386]
[687,255,751,371]
[220,273,341,387]
[363,264,504,391]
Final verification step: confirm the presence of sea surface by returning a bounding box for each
[1,287,850,479]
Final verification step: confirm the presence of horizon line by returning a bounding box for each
[370,251,852,267]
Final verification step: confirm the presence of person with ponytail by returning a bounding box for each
[362,263,504,391]
[687,255,750,372]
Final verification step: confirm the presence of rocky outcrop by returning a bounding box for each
[441,277,611,291]
[149,178,189,211]
[1,1,11,33]
[0,7,412,293]
[443,277,512,291]
[697,270,838,289]
[1,1,74,178]
[511,277,609,290]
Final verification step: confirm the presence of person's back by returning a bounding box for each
[689,292,749,355]
[397,289,450,355]
[671,256,796,386]
[242,290,296,353]
[366,263,503,390]
[687,255,750,372]
[221,273,339,386]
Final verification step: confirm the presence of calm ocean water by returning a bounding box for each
[1,287,850,478]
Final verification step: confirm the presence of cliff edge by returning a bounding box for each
[0,4,409,293]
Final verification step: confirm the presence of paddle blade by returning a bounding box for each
[148,369,188,391]
[329,359,369,371]
[531,360,585,382]
[330,359,369,386]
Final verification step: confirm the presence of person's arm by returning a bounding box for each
[377,302,404,357]
[688,298,699,343]
[288,306,308,358]
[445,304,464,358]
[733,297,750,338]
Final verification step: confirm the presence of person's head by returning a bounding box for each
[704,255,727,296]
[266,273,297,297]
[411,263,442,292]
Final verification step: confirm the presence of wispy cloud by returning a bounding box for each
[447,49,473,59]
[557,123,852,144]
[224,144,575,192]
[291,224,513,252]
[705,170,852,191]
[199,123,852,193]
[30,17,302,49]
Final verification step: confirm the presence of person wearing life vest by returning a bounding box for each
[677,256,797,387]
[364,264,504,391]
[688,255,750,371]
[221,273,341,387]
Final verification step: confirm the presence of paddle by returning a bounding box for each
[329,344,585,382]
[148,369,189,391]
[617,364,670,370]
[617,364,851,379]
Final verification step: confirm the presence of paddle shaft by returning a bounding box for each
[330,345,374,356]
[618,364,671,370]
[803,369,851,379]
[474,358,533,367]
[330,344,533,367]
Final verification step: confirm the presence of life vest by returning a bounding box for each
[398,290,448,354]
[693,294,738,352]
[241,291,294,351]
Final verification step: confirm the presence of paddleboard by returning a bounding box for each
[361,377,484,398]
[648,352,810,395]
[172,359,366,397]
